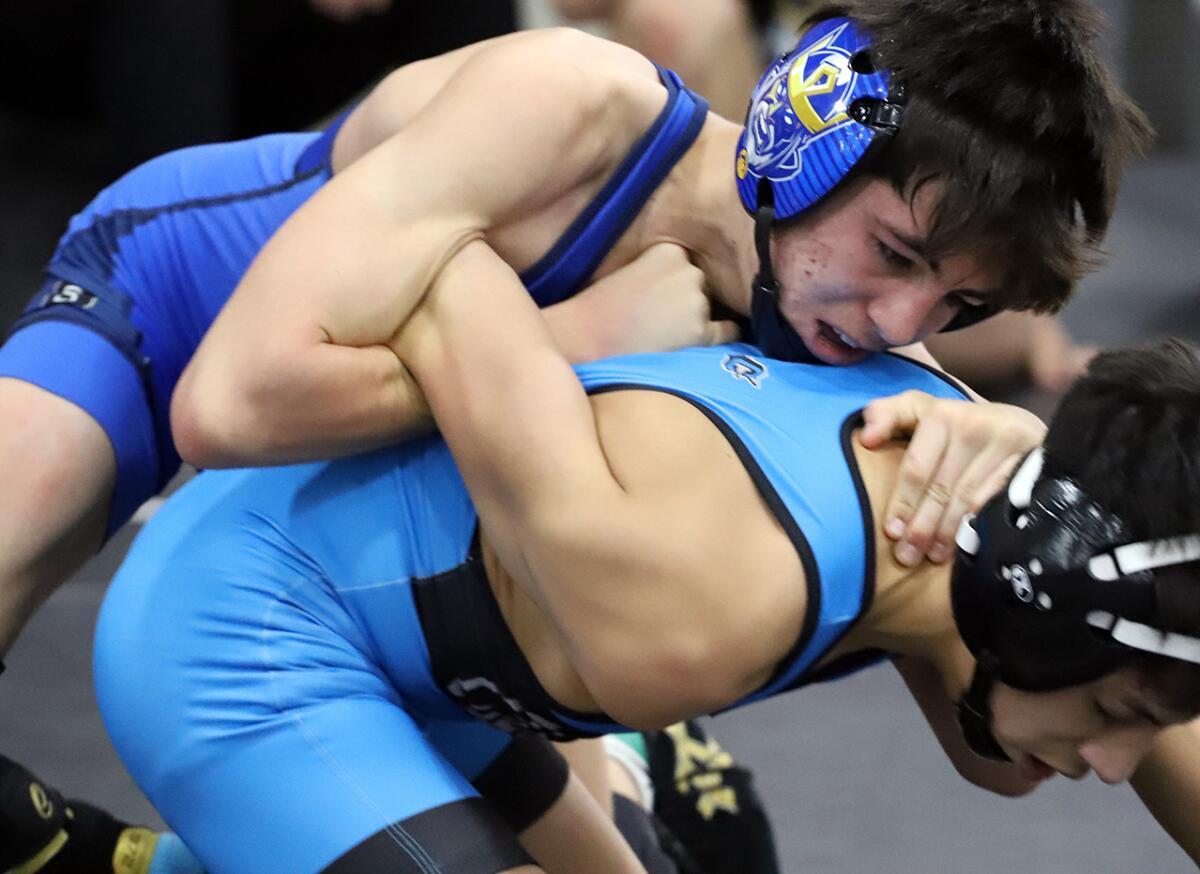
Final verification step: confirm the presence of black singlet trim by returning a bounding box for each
[839,411,878,640]
[412,532,618,738]
[588,384,822,694]
[53,163,328,286]
[321,797,531,874]
[881,351,973,401]
[791,411,888,685]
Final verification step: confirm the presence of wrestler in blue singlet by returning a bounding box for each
[93,346,967,874]
[0,67,704,540]
[0,125,340,534]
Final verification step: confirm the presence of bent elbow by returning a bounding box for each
[170,366,265,469]
[587,632,732,730]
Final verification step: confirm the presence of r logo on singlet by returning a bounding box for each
[722,353,768,388]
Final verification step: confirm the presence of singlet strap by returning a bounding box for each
[295,103,356,176]
[520,66,710,306]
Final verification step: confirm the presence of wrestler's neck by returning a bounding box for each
[848,436,977,701]
[639,116,758,316]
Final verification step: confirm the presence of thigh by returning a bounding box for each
[188,697,534,874]
[0,318,159,537]
[0,377,115,652]
[94,486,531,874]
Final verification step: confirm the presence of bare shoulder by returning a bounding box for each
[589,388,808,692]
[337,28,670,171]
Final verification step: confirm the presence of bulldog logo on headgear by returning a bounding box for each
[722,353,768,388]
[740,22,858,185]
[735,17,895,220]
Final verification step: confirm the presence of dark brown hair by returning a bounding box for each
[808,1,1154,313]
[1045,341,1200,713]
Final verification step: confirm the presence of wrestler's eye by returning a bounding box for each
[876,239,914,270]
[1092,698,1124,727]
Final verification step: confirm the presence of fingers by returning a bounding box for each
[881,400,1046,567]
[883,414,950,565]
[858,390,928,448]
[915,448,1016,565]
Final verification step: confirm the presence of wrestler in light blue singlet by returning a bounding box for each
[94,346,967,873]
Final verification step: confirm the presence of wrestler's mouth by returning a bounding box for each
[812,320,870,365]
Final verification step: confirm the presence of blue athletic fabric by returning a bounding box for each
[94,345,967,872]
[0,67,705,541]
[0,132,334,534]
[519,67,709,306]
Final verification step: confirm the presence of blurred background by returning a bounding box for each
[1,0,1198,871]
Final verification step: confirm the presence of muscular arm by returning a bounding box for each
[395,239,796,728]
[1130,718,1200,865]
[521,767,647,874]
[172,30,621,468]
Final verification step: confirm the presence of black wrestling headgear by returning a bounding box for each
[949,448,1200,760]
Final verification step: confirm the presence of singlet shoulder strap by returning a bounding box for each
[295,103,357,176]
[520,67,710,306]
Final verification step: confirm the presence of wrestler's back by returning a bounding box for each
[333,27,714,280]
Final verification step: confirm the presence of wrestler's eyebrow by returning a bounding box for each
[884,223,1005,301]
[881,224,937,270]
[889,228,929,259]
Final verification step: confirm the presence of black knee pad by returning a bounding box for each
[322,797,532,874]
[471,734,570,834]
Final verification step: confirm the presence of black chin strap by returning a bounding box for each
[956,652,1011,762]
[752,199,780,298]
[748,190,821,363]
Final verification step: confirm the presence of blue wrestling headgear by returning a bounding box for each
[950,448,1200,761]
[735,16,991,361]
[735,17,899,221]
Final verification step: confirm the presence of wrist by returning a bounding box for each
[543,299,603,365]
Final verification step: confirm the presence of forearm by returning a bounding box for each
[173,334,432,468]
[174,290,647,469]
[520,770,647,874]
[397,243,704,714]
[556,740,615,818]
[1131,719,1200,864]
[398,241,627,551]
